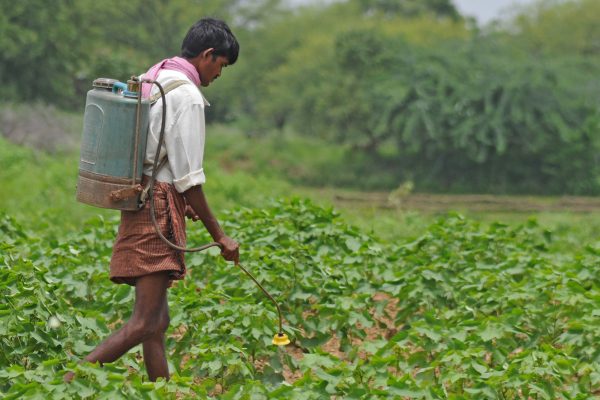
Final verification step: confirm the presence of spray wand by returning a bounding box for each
[135,77,290,346]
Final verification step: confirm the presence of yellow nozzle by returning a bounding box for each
[272,332,290,346]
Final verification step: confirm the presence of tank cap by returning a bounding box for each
[93,78,118,90]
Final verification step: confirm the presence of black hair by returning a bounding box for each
[181,18,239,65]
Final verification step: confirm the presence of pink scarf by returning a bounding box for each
[141,56,200,98]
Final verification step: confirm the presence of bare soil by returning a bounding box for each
[279,292,401,384]
[331,192,600,213]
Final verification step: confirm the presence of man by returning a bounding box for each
[65,17,240,382]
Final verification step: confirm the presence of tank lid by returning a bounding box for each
[93,78,118,90]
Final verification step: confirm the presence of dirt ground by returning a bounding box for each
[280,292,400,384]
[330,192,600,213]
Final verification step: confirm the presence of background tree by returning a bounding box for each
[352,0,461,19]
[1,0,599,194]
[0,0,93,108]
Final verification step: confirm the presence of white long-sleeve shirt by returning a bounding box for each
[142,69,210,193]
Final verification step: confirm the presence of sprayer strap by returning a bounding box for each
[148,80,190,104]
[139,156,168,205]
[147,79,190,174]
[138,80,191,205]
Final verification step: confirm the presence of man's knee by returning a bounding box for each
[129,314,169,341]
[156,312,170,335]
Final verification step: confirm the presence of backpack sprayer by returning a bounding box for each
[76,76,290,346]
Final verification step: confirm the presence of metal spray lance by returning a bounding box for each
[138,77,290,347]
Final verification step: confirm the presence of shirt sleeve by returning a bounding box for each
[164,102,206,193]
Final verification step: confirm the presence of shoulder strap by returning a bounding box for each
[147,79,191,173]
[148,80,190,104]
[139,80,190,204]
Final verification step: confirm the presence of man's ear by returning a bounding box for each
[201,48,215,60]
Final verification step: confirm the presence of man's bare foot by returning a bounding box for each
[63,370,75,383]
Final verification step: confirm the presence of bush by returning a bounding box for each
[0,103,81,153]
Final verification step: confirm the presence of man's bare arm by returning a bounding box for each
[183,185,239,263]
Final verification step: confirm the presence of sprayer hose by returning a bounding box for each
[137,78,284,334]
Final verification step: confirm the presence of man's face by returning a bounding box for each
[197,53,229,87]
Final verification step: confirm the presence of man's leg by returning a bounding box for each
[65,271,171,382]
[142,296,170,381]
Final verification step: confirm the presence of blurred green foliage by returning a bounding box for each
[1,0,599,194]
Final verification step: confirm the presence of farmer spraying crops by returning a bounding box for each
[65,18,240,383]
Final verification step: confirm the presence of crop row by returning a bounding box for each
[1,199,600,398]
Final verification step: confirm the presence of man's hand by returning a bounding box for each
[218,235,239,264]
[185,205,200,221]
[183,185,238,263]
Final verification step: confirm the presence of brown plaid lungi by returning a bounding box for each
[110,177,186,286]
